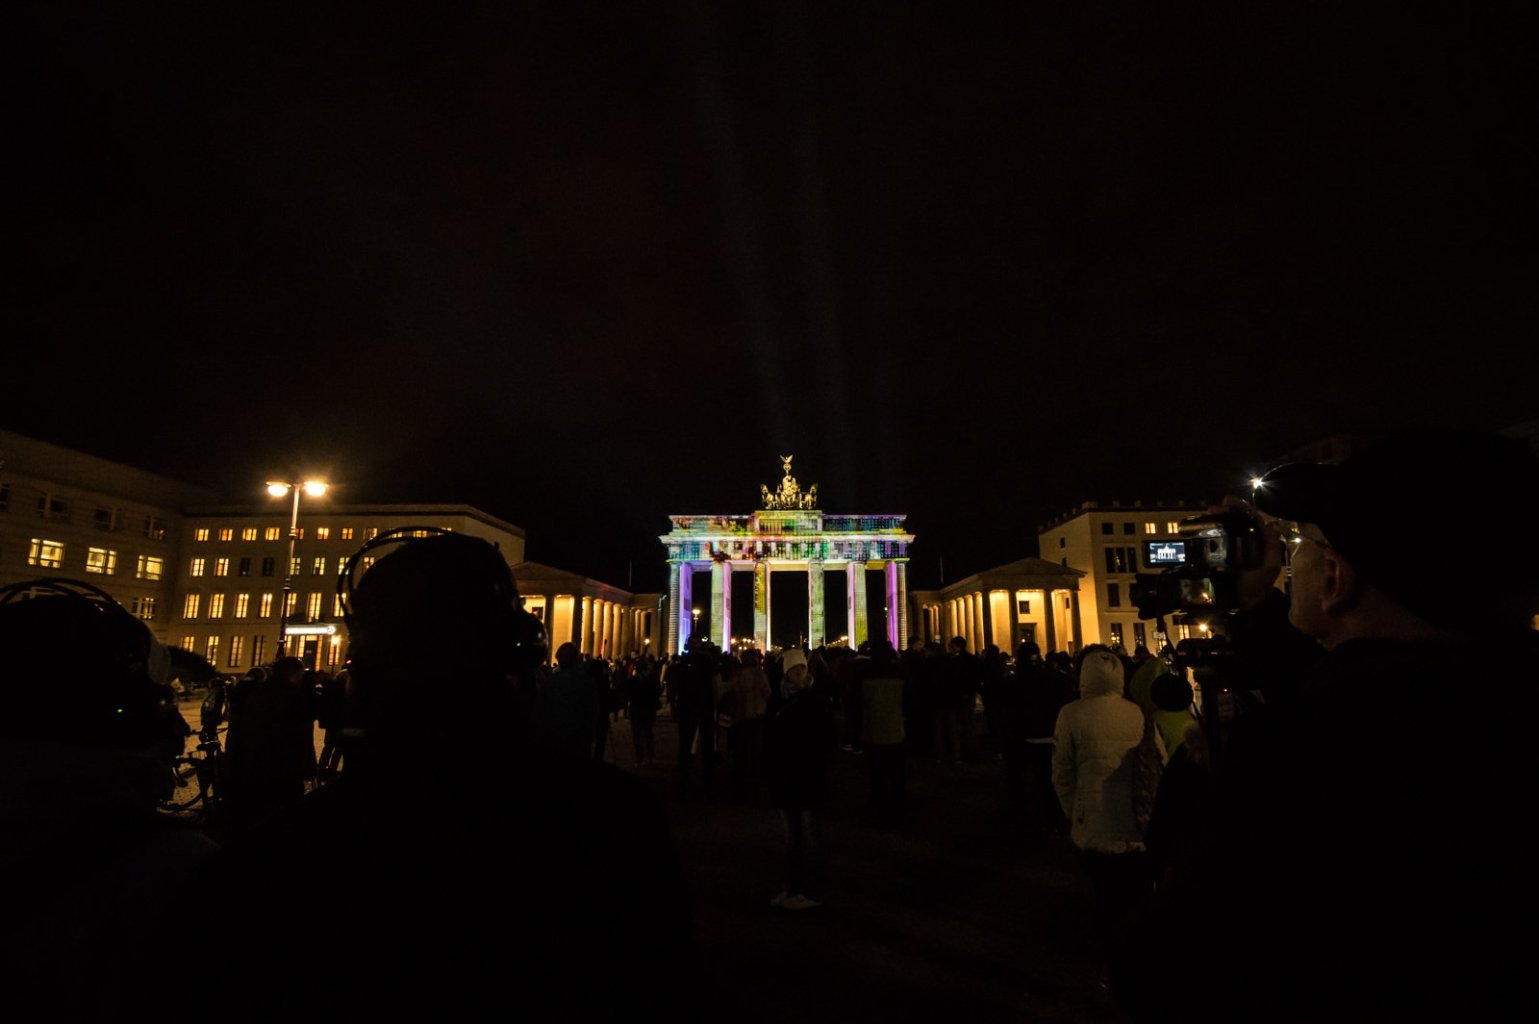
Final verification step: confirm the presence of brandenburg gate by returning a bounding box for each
[662,457,914,654]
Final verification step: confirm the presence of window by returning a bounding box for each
[333,594,346,617]
[227,635,245,666]
[36,494,71,521]
[1100,523,1114,535]
[294,528,304,540]
[27,538,65,568]
[311,557,325,576]
[85,547,118,575]
[1105,548,1117,573]
[1122,522,1135,535]
[218,528,233,541]
[258,593,274,619]
[1144,523,1157,535]
[194,528,211,542]
[1107,583,1121,608]
[1059,537,1066,549]
[182,635,196,652]
[1108,623,1125,649]
[327,639,343,669]
[94,506,118,531]
[204,636,220,663]
[367,527,379,540]
[252,634,267,666]
[208,593,226,619]
[260,557,275,577]
[305,593,322,621]
[362,555,375,570]
[136,555,163,580]
[1105,547,1136,574]
[1016,598,1031,615]
[1166,521,1180,534]
[183,594,201,619]
[234,593,250,619]
[190,557,206,577]
[341,527,355,541]
[238,557,251,576]
[289,557,302,576]
[1133,622,1147,649]
[241,527,258,541]
[264,527,281,541]
[131,596,156,621]
[144,515,166,540]
[315,527,330,540]
[215,557,230,577]
[284,593,298,617]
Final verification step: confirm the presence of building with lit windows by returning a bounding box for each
[0,430,213,638]
[1,430,662,670]
[1037,500,1210,652]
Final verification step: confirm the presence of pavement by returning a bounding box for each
[174,697,1130,1023]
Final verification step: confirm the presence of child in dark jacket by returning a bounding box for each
[763,649,836,910]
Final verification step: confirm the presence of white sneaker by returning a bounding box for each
[782,894,822,911]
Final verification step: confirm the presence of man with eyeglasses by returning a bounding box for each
[1111,429,1539,1021]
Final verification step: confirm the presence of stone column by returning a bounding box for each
[895,561,909,651]
[579,596,593,656]
[1070,587,1084,652]
[753,560,769,651]
[972,592,985,650]
[719,562,733,649]
[884,561,899,649]
[807,559,826,648]
[1043,589,1059,654]
[677,563,693,653]
[711,560,729,646]
[851,562,869,646]
[667,562,681,654]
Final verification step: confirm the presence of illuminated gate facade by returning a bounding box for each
[661,457,914,654]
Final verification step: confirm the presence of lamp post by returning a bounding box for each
[267,479,328,660]
[691,606,701,643]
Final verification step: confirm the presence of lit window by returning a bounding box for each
[289,557,302,576]
[241,527,258,541]
[367,527,379,540]
[294,528,304,540]
[327,638,343,669]
[238,557,251,576]
[1133,622,1148,649]
[205,636,220,663]
[27,538,65,568]
[259,593,274,619]
[85,547,118,575]
[362,555,375,570]
[284,593,298,617]
[234,594,250,619]
[315,527,330,540]
[1166,521,1180,533]
[252,635,267,666]
[195,528,211,542]
[208,593,226,619]
[190,557,206,577]
[131,596,156,621]
[312,557,325,576]
[137,555,163,580]
[183,594,201,619]
[1109,623,1125,649]
[332,594,345,617]
[217,528,232,541]
[264,527,281,541]
[181,635,196,652]
[341,527,355,541]
[305,593,322,621]
[228,635,246,667]
[1144,523,1157,535]
[215,558,230,577]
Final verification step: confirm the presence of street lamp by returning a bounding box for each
[690,607,701,643]
[267,479,328,660]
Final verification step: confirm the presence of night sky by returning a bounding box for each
[15,3,1537,593]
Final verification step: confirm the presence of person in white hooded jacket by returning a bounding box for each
[1052,644,1152,949]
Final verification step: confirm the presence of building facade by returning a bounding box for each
[1037,500,1210,652]
[512,561,662,661]
[910,557,1086,655]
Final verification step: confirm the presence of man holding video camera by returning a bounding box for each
[1111,429,1539,1021]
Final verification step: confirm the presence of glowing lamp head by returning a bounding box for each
[1250,476,1266,491]
[302,481,329,497]
[266,482,291,498]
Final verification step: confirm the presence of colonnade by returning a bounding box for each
[576,595,650,660]
[920,585,1083,655]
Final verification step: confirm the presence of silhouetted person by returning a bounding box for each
[671,634,720,796]
[0,579,216,1021]
[222,655,316,833]
[201,531,691,1020]
[533,642,598,759]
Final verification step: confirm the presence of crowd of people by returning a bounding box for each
[2,428,1535,1021]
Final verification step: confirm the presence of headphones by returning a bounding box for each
[338,526,548,677]
[0,577,174,747]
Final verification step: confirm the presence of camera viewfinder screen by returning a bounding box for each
[1145,540,1187,566]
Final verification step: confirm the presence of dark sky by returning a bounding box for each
[15,2,1537,592]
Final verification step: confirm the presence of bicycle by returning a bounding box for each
[160,722,226,818]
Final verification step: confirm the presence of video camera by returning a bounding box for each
[1130,511,1271,623]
